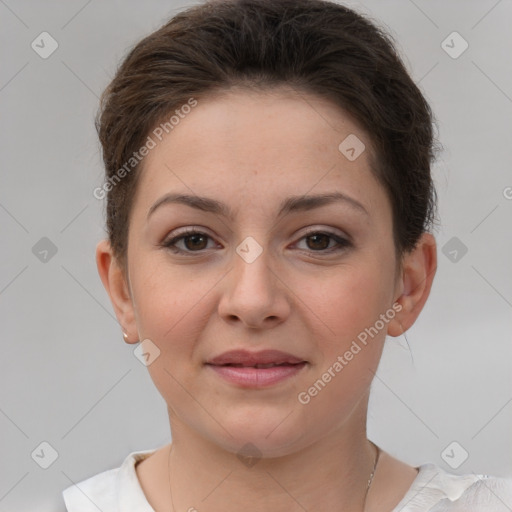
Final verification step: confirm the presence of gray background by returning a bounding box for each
[1,0,511,510]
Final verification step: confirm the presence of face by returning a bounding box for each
[102,87,420,457]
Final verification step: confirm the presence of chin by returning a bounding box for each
[204,413,310,459]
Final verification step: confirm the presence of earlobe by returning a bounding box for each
[95,240,138,344]
[387,233,437,337]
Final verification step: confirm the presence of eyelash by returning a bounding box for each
[161,228,352,255]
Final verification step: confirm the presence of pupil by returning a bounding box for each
[183,234,330,251]
[308,234,329,250]
[186,234,207,250]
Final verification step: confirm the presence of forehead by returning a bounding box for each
[131,87,388,222]
[149,86,370,164]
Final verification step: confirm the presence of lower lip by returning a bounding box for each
[206,362,307,388]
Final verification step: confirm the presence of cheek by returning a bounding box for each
[132,265,212,344]
[293,269,391,418]
[131,247,195,316]
[300,263,393,347]
[129,253,235,382]
[129,262,213,399]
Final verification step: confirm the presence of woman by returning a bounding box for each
[62,0,512,510]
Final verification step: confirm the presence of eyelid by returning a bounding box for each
[299,225,350,240]
[292,227,352,253]
[165,225,349,242]
[162,226,219,251]
[162,225,352,255]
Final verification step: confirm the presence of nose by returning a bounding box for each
[217,241,291,329]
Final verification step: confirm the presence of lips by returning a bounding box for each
[205,349,306,367]
[205,349,308,388]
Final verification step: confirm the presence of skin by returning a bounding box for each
[96,86,437,512]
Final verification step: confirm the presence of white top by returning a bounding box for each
[62,449,512,511]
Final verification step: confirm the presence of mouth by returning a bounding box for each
[212,362,304,369]
[205,350,308,388]
[205,349,307,366]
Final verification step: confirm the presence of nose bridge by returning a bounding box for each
[233,234,274,298]
[218,233,288,327]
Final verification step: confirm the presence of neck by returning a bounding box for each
[166,411,377,512]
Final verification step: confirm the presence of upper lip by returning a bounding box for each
[206,349,306,366]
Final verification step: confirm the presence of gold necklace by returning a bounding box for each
[364,440,381,510]
[167,440,380,511]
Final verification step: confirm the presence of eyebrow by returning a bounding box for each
[147,191,369,221]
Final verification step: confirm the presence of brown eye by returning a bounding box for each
[296,230,352,254]
[182,233,208,251]
[306,233,331,250]
[163,230,214,253]
[162,229,351,256]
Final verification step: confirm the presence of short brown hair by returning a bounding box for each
[96,0,439,270]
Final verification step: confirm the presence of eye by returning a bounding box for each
[294,229,352,253]
[162,229,217,254]
[161,228,352,255]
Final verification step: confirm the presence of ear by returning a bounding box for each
[96,239,138,344]
[387,232,437,336]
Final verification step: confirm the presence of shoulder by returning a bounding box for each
[62,466,119,511]
[61,449,157,512]
[439,473,512,511]
[394,463,512,512]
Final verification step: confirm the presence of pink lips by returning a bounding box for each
[205,349,308,388]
